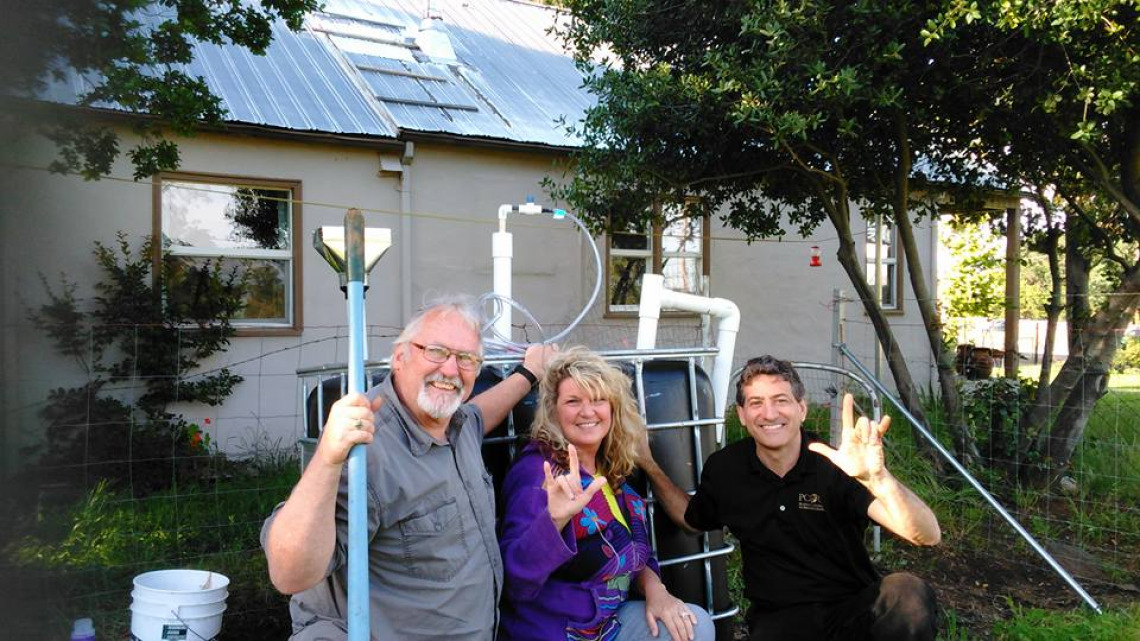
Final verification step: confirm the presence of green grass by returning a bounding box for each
[1,454,300,639]
[939,607,982,641]
[992,602,1140,640]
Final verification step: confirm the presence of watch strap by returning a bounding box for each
[511,364,538,387]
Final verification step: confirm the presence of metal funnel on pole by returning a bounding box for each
[314,222,393,291]
[314,210,392,641]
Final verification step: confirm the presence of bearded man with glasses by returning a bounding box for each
[263,297,557,641]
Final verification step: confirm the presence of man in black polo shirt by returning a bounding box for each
[640,355,940,640]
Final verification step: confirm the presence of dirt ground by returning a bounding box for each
[894,537,1138,638]
[728,524,1139,640]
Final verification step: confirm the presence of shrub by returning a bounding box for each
[959,377,1039,476]
[25,233,245,493]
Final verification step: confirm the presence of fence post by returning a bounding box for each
[830,289,844,446]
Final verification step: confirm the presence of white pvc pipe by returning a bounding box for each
[636,273,741,424]
[492,226,513,341]
[636,274,665,351]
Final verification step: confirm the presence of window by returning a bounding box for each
[606,202,708,315]
[608,222,652,314]
[865,219,902,311]
[157,174,302,333]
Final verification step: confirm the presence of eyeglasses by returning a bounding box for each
[410,342,484,371]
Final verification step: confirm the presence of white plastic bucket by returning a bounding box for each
[129,569,230,641]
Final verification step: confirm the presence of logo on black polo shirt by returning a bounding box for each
[798,493,825,512]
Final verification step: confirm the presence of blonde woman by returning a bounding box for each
[498,348,714,641]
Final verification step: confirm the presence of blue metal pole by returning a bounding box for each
[344,210,370,640]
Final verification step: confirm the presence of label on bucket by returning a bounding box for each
[161,624,188,640]
[130,629,216,638]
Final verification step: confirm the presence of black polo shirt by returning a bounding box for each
[685,434,878,611]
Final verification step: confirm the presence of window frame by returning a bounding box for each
[604,200,710,317]
[153,171,304,336]
[865,218,904,313]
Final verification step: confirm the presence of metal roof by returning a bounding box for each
[31,0,593,149]
[313,0,592,147]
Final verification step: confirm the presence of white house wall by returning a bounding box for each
[709,212,940,388]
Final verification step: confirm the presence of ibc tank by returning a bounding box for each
[474,368,539,510]
[304,370,388,440]
[630,359,734,641]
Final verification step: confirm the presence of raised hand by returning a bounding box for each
[523,342,560,381]
[807,393,891,485]
[315,393,383,467]
[543,443,607,531]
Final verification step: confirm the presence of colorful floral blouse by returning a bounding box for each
[498,442,660,641]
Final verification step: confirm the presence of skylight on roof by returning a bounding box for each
[328,34,414,62]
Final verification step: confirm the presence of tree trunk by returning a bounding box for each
[1022,214,1092,438]
[1023,215,1140,484]
[824,194,945,473]
[1038,360,1110,483]
[890,116,976,463]
[1035,222,1063,396]
[1020,195,1064,462]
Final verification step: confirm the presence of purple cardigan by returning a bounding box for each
[498,442,660,641]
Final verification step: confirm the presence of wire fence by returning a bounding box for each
[2,315,1138,639]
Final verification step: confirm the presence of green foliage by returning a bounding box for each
[939,607,981,640]
[922,0,1139,142]
[2,0,320,180]
[992,601,1140,640]
[2,455,300,639]
[25,233,245,492]
[551,0,1040,235]
[960,378,1039,475]
[941,220,1005,320]
[1018,251,1057,321]
[1112,337,1140,372]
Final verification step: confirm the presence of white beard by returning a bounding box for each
[417,372,465,419]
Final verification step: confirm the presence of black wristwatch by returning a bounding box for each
[511,364,538,387]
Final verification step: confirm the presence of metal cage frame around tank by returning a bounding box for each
[626,348,738,625]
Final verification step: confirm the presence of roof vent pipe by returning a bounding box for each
[415,15,456,61]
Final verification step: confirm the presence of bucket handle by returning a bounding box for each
[169,608,216,641]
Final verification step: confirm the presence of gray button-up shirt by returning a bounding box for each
[262,374,502,640]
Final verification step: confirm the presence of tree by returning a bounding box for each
[552,0,1138,480]
[925,0,1140,482]
[2,0,318,180]
[27,233,246,492]
[550,0,1004,466]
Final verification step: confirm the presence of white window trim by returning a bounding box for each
[866,218,902,312]
[606,228,653,315]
